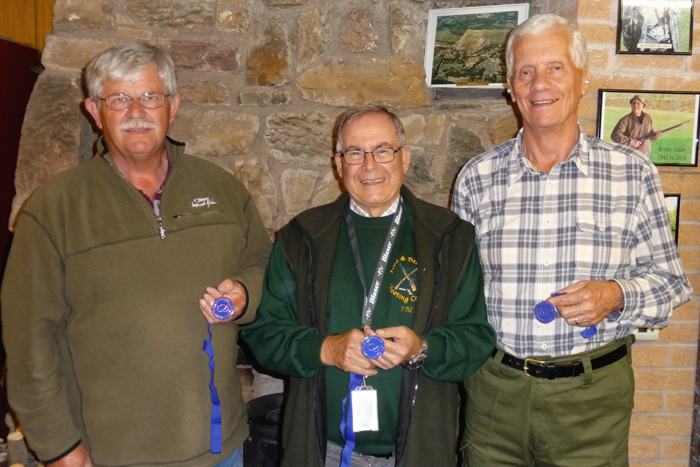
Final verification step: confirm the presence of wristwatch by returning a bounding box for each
[402,338,427,370]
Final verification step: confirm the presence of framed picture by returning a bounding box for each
[424,4,530,88]
[596,89,699,167]
[665,194,680,245]
[617,0,693,55]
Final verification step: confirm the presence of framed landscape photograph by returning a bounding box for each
[597,89,699,167]
[665,194,680,245]
[424,4,530,88]
[617,0,693,55]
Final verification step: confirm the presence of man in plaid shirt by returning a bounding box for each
[452,14,691,467]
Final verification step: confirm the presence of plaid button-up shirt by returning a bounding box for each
[452,127,691,358]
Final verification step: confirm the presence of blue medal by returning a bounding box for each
[534,292,565,324]
[212,296,234,320]
[361,335,385,359]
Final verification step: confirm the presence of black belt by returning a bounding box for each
[492,344,627,379]
[361,452,393,459]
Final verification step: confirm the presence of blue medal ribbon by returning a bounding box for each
[339,372,364,466]
[203,323,223,453]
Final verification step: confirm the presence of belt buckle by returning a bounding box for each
[523,358,546,377]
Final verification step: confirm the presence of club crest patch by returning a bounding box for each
[192,197,217,208]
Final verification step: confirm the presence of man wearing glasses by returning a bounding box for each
[1,43,271,467]
[243,105,495,467]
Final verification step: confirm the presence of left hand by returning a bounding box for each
[199,278,247,324]
[549,280,624,327]
[370,325,422,370]
[655,130,663,139]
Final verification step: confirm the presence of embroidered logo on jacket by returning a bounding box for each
[389,256,418,310]
[192,197,217,208]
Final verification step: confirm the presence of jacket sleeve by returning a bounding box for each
[0,212,83,461]
[420,246,496,383]
[229,189,273,325]
[611,164,692,326]
[241,241,326,377]
[611,116,633,146]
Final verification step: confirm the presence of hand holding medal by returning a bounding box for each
[536,292,597,339]
[199,278,247,323]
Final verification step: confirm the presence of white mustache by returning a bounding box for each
[118,118,157,131]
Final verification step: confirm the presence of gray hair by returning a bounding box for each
[335,105,407,153]
[505,14,588,78]
[85,42,177,104]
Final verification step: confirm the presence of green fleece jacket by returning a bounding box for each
[242,187,496,467]
[1,138,272,466]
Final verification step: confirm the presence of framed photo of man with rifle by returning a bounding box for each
[617,0,693,55]
[597,89,699,167]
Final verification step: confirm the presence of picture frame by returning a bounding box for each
[596,89,699,167]
[423,4,530,88]
[665,194,680,245]
[617,0,693,55]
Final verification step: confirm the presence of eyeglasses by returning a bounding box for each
[100,92,170,111]
[340,147,402,165]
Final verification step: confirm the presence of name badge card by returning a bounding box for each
[351,386,379,432]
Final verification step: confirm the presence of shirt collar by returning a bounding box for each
[507,124,590,185]
[349,195,401,217]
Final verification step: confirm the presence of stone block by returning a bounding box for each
[11,72,84,227]
[424,115,446,146]
[264,112,335,166]
[442,122,486,191]
[124,0,216,29]
[179,80,230,106]
[634,369,695,390]
[669,346,697,366]
[588,74,646,93]
[630,414,692,436]
[652,76,700,92]
[578,23,617,45]
[296,6,332,72]
[158,37,241,72]
[632,391,663,412]
[216,0,253,32]
[404,147,436,194]
[116,27,153,40]
[340,3,379,53]
[296,58,429,109]
[587,48,609,68]
[311,170,343,208]
[680,198,700,220]
[489,111,520,146]
[282,168,320,216]
[673,300,699,320]
[629,437,660,458]
[267,0,315,4]
[401,114,426,145]
[615,55,686,72]
[390,2,425,60]
[239,87,292,106]
[246,23,291,86]
[42,36,123,70]
[659,323,699,343]
[632,346,667,367]
[235,158,281,232]
[666,393,694,413]
[679,223,700,245]
[183,110,260,156]
[577,0,612,20]
[54,0,115,31]
[679,249,700,270]
[659,174,700,196]
[663,439,690,459]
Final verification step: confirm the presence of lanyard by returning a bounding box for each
[339,198,402,465]
[344,198,403,329]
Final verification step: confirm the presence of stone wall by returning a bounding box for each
[10,0,700,464]
[10,0,561,232]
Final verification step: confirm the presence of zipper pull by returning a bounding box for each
[157,216,166,240]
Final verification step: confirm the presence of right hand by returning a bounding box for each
[321,329,377,375]
[48,444,93,467]
[631,139,642,148]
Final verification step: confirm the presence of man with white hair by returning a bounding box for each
[1,43,271,467]
[452,14,690,466]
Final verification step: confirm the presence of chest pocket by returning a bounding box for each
[574,214,630,278]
